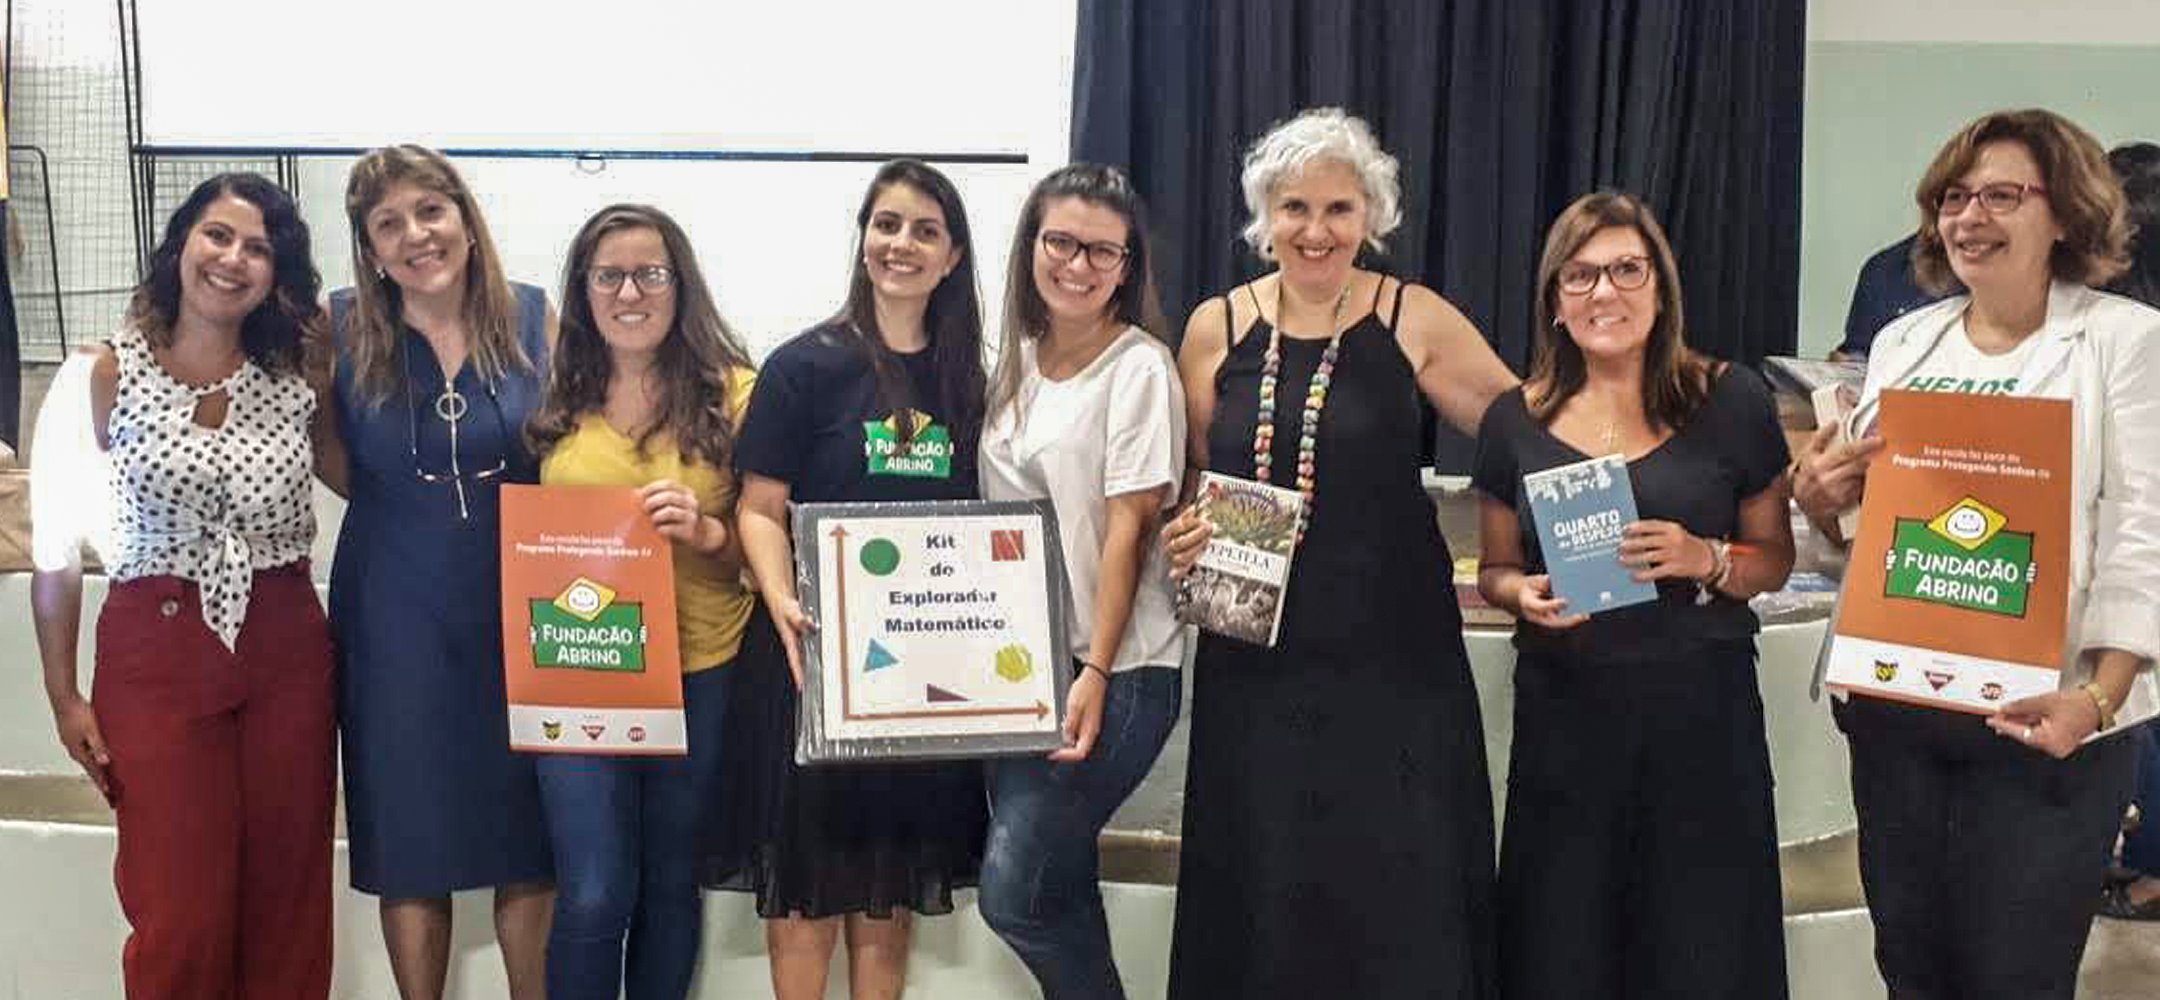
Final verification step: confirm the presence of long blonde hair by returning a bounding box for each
[342,144,528,406]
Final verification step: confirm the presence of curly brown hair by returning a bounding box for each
[1910,109,2131,295]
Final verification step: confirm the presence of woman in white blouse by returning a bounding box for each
[1796,108,2160,997]
[975,163,1188,999]
[29,173,340,999]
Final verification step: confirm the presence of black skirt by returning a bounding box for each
[1498,639,1787,999]
[700,605,986,918]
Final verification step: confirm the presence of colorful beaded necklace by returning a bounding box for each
[1253,277,1352,541]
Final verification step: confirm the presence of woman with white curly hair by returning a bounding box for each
[1161,107,1517,998]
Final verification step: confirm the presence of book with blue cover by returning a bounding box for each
[1522,454,1657,615]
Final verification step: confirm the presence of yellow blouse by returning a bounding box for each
[538,369,756,672]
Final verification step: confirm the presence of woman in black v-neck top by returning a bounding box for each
[1471,193,1794,999]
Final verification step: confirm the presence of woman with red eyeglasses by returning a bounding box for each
[1796,109,2160,998]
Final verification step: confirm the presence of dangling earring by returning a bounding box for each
[374,264,387,280]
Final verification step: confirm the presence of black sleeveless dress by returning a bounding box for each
[1167,280,1499,999]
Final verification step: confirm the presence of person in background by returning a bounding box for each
[1473,191,1795,998]
[31,172,337,998]
[1834,233,1942,359]
[328,144,556,1000]
[719,159,990,1000]
[2101,141,2160,305]
[1159,106,1518,999]
[525,203,758,998]
[1795,108,2160,998]
[975,163,1187,999]
[2098,138,2160,922]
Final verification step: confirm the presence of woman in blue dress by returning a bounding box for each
[327,144,557,1000]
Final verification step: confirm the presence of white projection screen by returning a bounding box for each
[135,0,1078,359]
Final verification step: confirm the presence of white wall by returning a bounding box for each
[137,1,1070,157]
[1796,0,2160,357]
[1809,0,2160,44]
[146,1,1080,363]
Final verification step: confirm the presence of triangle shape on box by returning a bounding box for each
[925,684,970,703]
[863,638,899,672]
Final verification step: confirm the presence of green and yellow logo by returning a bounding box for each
[1883,496,2035,618]
[529,577,648,671]
[864,409,953,479]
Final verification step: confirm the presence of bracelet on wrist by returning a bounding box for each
[1694,538,1732,606]
[2080,680,2118,731]
[1079,658,1112,683]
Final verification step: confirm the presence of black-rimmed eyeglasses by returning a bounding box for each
[1557,255,1653,295]
[1040,231,1130,271]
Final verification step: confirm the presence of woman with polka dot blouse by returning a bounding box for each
[29,173,339,999]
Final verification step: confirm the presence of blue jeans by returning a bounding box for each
[535,665,732,1000]
[980,665,1181,1000]
[2126,725,2160,876]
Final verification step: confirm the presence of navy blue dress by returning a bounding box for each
[329,283,554,897]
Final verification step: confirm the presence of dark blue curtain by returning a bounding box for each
[1071,0,1806,467]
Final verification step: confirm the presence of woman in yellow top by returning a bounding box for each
[524,203,757,1000]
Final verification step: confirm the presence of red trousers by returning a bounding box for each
[92,564,336,1000]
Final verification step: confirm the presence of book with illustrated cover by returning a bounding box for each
[1522,454,1657,615]
[1174,472,1304,646]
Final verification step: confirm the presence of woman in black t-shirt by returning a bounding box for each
[717,159,989,1000]
[1470,192,1795,999]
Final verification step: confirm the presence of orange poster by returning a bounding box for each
[500,484,684,754]
[1824,390,2072,713]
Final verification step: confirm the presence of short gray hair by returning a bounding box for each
[1239,107,1404,261]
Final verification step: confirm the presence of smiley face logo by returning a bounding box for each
[1943,506,1988,543]
[1925,497,2007,552]
[563,583,605,616]
[552,577,619,622]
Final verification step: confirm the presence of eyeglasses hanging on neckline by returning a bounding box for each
[404,347,509,521]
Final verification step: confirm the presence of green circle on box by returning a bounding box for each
[860,538,901,576]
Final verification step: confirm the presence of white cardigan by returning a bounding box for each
[1814,280,2160,735]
